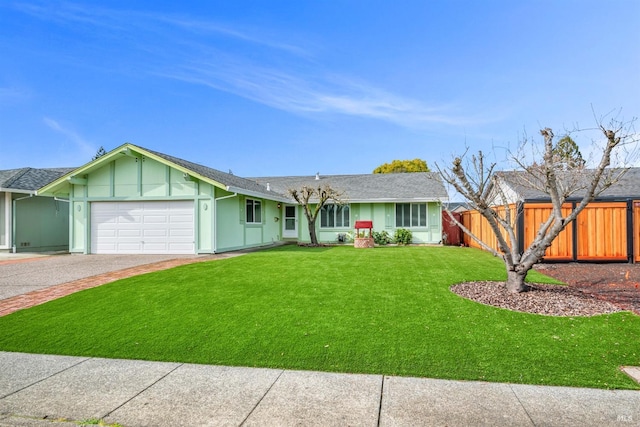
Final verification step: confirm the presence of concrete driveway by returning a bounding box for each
[0,253,215,301]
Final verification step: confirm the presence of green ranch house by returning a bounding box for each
[32,143,447,254]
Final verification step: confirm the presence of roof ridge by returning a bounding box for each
[2,167,32,189]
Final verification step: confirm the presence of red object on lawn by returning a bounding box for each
[354,220,373,229]
[355,220,373,238]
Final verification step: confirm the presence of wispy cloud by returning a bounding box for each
[160,57,481,128]
[14,1,480,129]
[0,86,32,103]
[43,117,95,157]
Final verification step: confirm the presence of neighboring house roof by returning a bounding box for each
[253,172,448,203]
[444,201,471,212]
[496,167,640,202]
[0,167,75,193]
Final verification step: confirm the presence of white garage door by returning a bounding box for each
[91,201,195,254]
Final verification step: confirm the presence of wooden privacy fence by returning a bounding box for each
[460,201,636,262]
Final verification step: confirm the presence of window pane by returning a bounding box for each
[336,205,349,227]
[320,206,328,227]
[246,200,254,223]
[321,205,337,228]
[403,205,410,227]
[411,204,419,227]
[419,204,426,227]
[254,200,262,223]
[396,204,403,227]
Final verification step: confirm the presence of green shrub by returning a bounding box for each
[372,230,392,245]
[394,228,413,245]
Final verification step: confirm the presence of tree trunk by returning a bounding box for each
[506,269,529,293]
[308,219,319,245]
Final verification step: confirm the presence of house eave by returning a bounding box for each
[347,197,447,203]
[0,188,36,195]
[226,186,291,203]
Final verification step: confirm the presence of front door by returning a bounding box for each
[283,205,298,238]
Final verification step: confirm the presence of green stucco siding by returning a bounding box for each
[214,194,282,252]
[114,157,139,197]
[297,201,443,245]
[263,201,281,243]
[198,198,213,252]
[142,160,168,197]
[170,168,197,196]
[71,201,86,252]
[245,226,263,245]
[88,165,111,197]
[13,196,69,252]
[215,195,243,251]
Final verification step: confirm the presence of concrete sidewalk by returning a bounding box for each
[0,352,638,427]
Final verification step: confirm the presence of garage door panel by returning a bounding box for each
[118,215,142,224]
[143,229,168,237]
[144,215,168,224]
[118,229,142,238]
[117,243,143,252]
[91,201,195,254]
[170,229,193,237]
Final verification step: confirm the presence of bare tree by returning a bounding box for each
[289,185,345,245]
[439,118,637,293]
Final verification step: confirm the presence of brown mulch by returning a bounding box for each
[451,263,640,317]
[535,263,640,315]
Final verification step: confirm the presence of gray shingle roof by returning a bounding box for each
[253,172,448,202]
[143,147,284,200]
[498,167,640,201]
[0,167,75,192]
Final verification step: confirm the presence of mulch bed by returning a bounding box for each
[451,262,640,317]
[534,263,640,315]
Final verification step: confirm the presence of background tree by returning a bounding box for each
[92,146,107,160]
[438,118,636,293]
[553,135,585,169]
[289,185,345,245]
[373,158,430,174]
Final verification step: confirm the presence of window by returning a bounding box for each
[320,204,350,228]
[396,203,427,227]
[246,199,262,223]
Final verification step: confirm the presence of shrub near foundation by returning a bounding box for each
[393,228,412,245]
[372,230,392,245]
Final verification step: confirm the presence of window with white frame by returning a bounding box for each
[246,199,262,223]
[320,204,350,228]
[395,203,427,227]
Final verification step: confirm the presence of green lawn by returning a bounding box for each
[0,245,638,389]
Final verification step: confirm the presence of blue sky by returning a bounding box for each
[1,0,639,178]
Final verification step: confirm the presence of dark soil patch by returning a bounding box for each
[534,263,640,315]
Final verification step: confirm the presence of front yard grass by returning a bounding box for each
[0,245,638,389]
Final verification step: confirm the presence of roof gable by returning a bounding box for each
[37,144,288,201]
